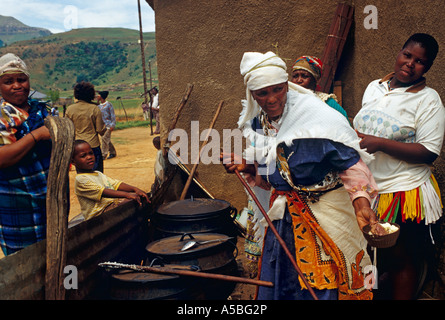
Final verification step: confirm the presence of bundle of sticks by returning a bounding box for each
[318,3,354,93]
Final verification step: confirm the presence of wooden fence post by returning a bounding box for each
[44,116,74,300]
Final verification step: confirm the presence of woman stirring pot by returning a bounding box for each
[221,51,384,300]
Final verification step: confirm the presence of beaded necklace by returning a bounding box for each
[387,79,395,91]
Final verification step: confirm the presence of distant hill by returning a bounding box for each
[0,27,157,98]
[0,15,52,46]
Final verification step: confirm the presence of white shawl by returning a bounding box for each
[240,89,374,168]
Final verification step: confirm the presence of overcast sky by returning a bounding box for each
[1,0,155,33]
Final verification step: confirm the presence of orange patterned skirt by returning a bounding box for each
[258,188,373,300]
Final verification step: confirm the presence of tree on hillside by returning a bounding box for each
[76,74,89,83]
[55,41,128,86]
[47,89,60,106]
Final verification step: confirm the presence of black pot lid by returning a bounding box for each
[156,198,230,217]
[111,269,179,282]
[145,233,233,256]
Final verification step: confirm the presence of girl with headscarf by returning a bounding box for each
[221,51,383,300]
[0,53,52,255]
[291,55,348,120]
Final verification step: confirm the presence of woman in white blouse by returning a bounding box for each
[354,33,444,300]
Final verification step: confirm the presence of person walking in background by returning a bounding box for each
[150,87,160,134]
[0,53,52,255]
[97,90,117,160]
[66,81,106,172]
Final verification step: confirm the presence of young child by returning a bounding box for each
[72,139,150,220]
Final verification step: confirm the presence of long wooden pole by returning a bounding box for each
[137,0,152,135]
[162,83,193,159]
[148,60,154,132]
[99,262,273,287]
[45,116,75,300]
[117,97,129,122]
[233,170,319,300]
[149,60,153,90]
[180,100,224,200]
[167,84,194,135]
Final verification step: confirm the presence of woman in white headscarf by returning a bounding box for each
[221,51,384,300]
[0,53,52,255]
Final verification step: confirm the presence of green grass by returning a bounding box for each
[110,98,144,109]
[115,120,153,130]
[107,98,146,122]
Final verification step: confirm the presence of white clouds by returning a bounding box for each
[1,0,155,33]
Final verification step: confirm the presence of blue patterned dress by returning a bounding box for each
[0,100,52,255]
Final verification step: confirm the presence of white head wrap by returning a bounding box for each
[241,51,288,90]
[238,51,314,128]
[0,53,30,77]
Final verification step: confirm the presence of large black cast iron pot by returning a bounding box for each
[152,198,238,239]
[108,268,187,300]
[145,233,239,299]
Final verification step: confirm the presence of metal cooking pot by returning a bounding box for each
[145,233,237,271]
[107,257,200,300]
[145,233,239,299]
[152,198,238,239]
[108,269,187,300]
